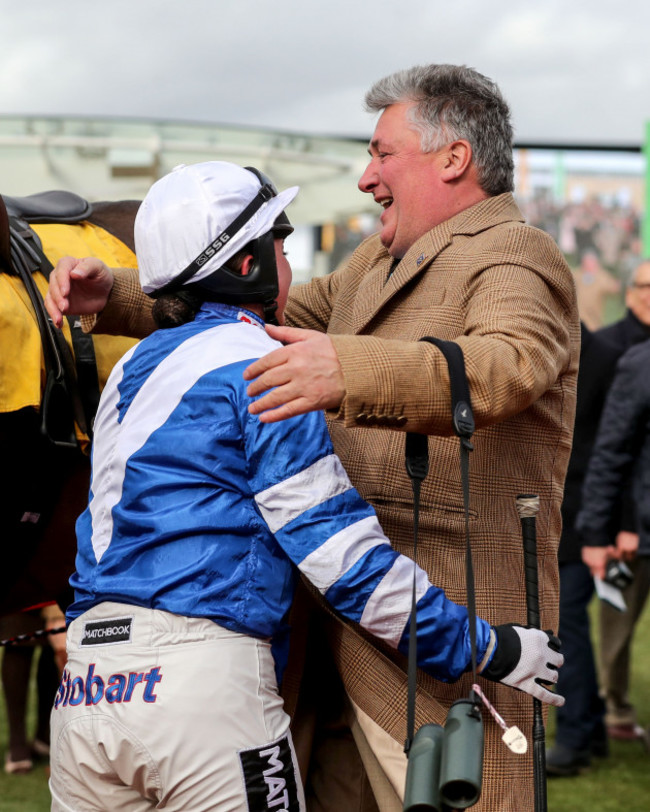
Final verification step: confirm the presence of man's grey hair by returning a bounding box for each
[365,64,514,196]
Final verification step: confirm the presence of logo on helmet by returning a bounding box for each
[196,233,231,266]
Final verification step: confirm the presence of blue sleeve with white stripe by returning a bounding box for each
[245,406,492,683]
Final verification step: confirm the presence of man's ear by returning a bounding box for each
[240,254,255,277]
[439,140,473,182]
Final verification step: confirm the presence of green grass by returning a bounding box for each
[2,597,650,811]
[546,594,650,811]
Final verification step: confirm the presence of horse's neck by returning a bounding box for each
[87,200,141,253]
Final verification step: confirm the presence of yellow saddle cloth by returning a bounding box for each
[0,220,139,450]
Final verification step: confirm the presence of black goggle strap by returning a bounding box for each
[151,170,277,299]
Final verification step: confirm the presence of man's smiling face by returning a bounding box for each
[357,103,450,259]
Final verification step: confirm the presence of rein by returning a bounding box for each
[0,626,66,648]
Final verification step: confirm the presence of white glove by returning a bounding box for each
[480,624,565,707]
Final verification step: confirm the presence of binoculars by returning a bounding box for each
[403,698,484,812]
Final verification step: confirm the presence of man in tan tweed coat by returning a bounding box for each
[242,64,580,812]
[46,65,579,811]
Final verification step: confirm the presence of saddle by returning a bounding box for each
[0,191,92,268]
[4,190,93,224]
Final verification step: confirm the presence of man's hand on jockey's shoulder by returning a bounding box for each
[244,324,345,423]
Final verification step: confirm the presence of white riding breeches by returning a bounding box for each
[49,602,304,812]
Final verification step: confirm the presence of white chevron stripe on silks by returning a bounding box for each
[298,515,391,592]
[89,323,276,563]
[360,556,430,646]
[298,512,431,646]
[255,453,353,534]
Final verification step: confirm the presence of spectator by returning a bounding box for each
[572,250,621,330]
[576,338,650,743]
[577,260,650,743]
[546,323,620,776]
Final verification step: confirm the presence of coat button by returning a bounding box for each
[395,415,408,427]
[356,413,368,425]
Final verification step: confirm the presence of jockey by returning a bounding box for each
[49,161,563,812]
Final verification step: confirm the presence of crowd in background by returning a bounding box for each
[524,193,641,328]
[329,190,642,330]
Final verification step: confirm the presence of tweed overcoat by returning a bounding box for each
[285,193,580,811]
[88,192,580,811]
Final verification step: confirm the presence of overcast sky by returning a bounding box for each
[1,0,649,147]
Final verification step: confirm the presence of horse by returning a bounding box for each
[0,190,141,620]
[0,193,144,771]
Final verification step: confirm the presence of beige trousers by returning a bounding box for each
[346,698,407,812]
[599,556,650,726]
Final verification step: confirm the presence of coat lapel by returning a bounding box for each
[350,193,524,334]
[351,223,453,333]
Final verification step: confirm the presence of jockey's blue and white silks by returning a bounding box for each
[69,302,492,682]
